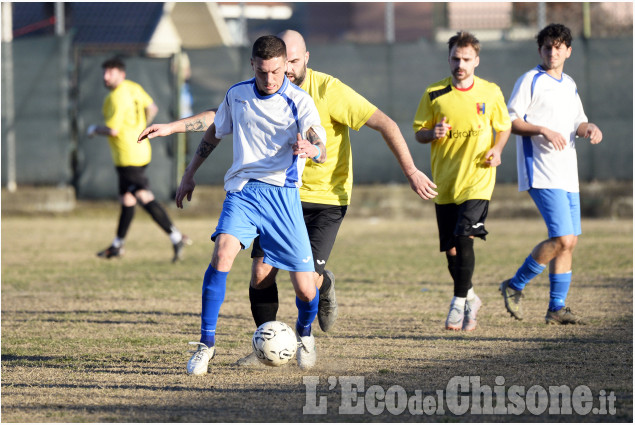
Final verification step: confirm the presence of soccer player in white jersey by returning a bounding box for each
[179,35,327,375]
[500,23,603,325]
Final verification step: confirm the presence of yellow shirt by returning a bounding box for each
[102,80,154,167]
[299,68,377,206]
[413,76,511,204]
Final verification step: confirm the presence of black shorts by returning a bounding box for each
[116,166,150,196]
[435,200,489,252]
[251,202,347,275]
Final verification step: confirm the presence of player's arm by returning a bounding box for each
[175,123,221,209]
[86,125,118,138]
[292,127,326,164]
[145,102,159,125]
[484,128,512,167]
[365,109,437,200]
[414,117,452,144]
[138,109,217,142]
[576,123,603,144]
[510,118,567,151]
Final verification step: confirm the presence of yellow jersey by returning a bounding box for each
[413,76,511,204]
[299,68,377,206]
[102,80,154,167]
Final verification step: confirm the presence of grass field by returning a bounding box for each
[1,193,632,422]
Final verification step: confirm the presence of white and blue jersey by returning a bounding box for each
[214,75,326,193]
[507,65,588,193]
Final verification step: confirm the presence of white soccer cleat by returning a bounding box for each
[186,342,215,376]
[296,333,317,370]
[445,302,464,331]
[463,295,482,331]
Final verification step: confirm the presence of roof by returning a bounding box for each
[12,2,164,46]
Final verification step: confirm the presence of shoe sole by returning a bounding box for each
[500,281,523,321]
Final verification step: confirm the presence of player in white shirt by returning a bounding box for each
[500,24,603,325]
[178,35,327,375]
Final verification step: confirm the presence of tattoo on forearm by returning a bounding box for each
[196,139,216,158]
[307,127,326,162]
[185,118,209,132]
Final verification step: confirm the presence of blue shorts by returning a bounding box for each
[528,188,581,238]
[212,180,314,272]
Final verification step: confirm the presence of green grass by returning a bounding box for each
[1,195,632,422]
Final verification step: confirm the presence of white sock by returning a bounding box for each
[112,237,124,248]
[169,229,182,245]
[466,288,476,301]
[451,296,466,309]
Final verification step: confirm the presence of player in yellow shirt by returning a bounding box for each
[413,32,511,332]
[139,30,437,363]
[87,57,189,262]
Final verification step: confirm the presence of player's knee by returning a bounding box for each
[295,287,316,303]
[554,235,577,253]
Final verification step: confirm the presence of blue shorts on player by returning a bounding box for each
[528,188,581,238]
[212,180,315,273]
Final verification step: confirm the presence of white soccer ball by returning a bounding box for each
[252,321,298,367]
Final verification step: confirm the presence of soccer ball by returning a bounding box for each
[252,321,298,367]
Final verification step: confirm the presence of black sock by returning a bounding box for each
[445,252,458,283]
[249,284,279,327]
[454,236,475,298]
[117,205,135,239]
[320,272,331,294]
[142,200,173,234]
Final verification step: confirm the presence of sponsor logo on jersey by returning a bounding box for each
[476,102,486,115]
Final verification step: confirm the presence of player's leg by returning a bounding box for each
[249,237,281,327]
[454,200,489,331]
[188,191,258,375]
[290,270,318,370]
[134,172,189,262]
[303,202,347,332]
[435,204,465,330]
[256,183,318,369]
[97,167,137,259]
[545,191,584,325]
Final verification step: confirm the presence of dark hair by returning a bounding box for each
[252,35,287,60]
[102,57,126,71]
[448,31,481,56]
[536,23,572,48]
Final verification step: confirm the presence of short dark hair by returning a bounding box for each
[102,57,126,71]
[252,35,287,61]
[536,23,572,48]
[448,31,481,56]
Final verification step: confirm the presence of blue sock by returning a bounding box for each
[295,289,319,337]
[509,255,546,291]
[548,272,571,312]
[200,264,228,347]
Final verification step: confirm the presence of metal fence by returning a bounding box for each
[1,34,633,200]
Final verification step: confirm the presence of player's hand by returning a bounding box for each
[175,172,196,209]
[86,125,97,138]
[484,148,502,167]
[584,123,603,144]
[138,123,174,142]
[407,169,438,200]
[292,133,319,158]
[542,128,568,151]
[433,117,452,140]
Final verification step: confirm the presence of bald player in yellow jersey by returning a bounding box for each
[413,32,511,332]
[139,30,437,364]
[88,57,189,262]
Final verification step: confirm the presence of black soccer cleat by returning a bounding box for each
[96,245,123,259]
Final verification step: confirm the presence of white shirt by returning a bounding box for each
[507,65,588,192]
[214,76,326,192]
